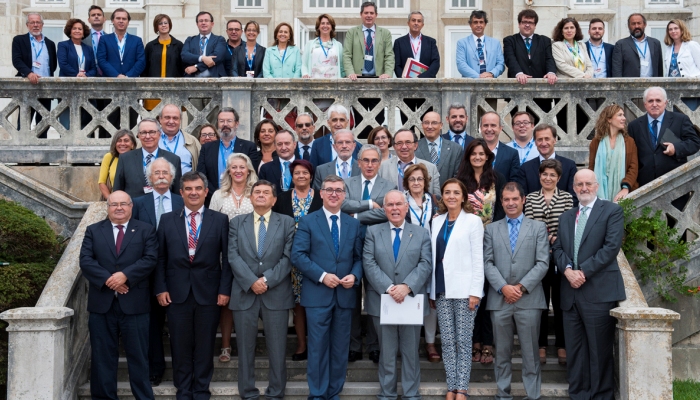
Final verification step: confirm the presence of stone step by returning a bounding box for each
[77,381,570,400]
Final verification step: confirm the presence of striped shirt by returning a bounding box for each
[523,188,574,238]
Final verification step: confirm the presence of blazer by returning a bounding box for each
[523,189,574,239]
[378,157,441,195]
[112,149,182,199]
[155,208,232,305]
[404,193,440,230]
[312,159,361,191]
[503,33,556,78]
[611,36,663,78]
[291,209,364,309]
[233,43,266,77]
[12,33,57,77]
[132,191,184,228]
[588,135,639,191]
[362,222,432,317]
[341,175,397,226]
[415,137,464,188]
[429,211,484,300]
[552,199,626,308]
[627,111,700,186]
[585,41,614,77]
[515,154,578,205]
[552,41,594,78]
[228,211,296,311]
[79,218,158,314]
[96,33,146,77]
[142,35,185,77]
[662,41,700,77]
[302,38,344,78]
[263,45,302,78]
[456,34,505,78]
[393,33,440,78]
[258,156,295,195]
[271,188,324,218]
[57,40,97,77]
[181,33,231,77]
[483,216,549,311]
[196,138,261,195]
[308,134,363,167]
[492,142,521,183]
[343,25,395,76]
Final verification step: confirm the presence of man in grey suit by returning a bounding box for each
[611,13,663,78]
[363,190,432,400]
[415,111,463,189]
[552,169,626,400]
[313,129,361,190]
[227,180,296,399]
[379,129,440,194]
[484,182,549,400]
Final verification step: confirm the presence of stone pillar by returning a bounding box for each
[611,307,680,400]
[0,307,74,400]
[222,88,253,141]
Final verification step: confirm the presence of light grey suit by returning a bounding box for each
[228,211,296,399]
[341,175,397,226]
[312,158,361,191]
[363,222,432,400]
[484,216,549,400]
[378,156,440,195]
[414,137,463,189]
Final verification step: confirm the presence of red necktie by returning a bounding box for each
[115,225,124,255]
[188,212,198,262]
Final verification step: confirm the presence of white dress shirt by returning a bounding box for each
[319,207,342,283]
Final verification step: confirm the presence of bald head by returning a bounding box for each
[421,111,443,140]
[573,169,599,206]
[160,104,182,137]
[107,190,133,224]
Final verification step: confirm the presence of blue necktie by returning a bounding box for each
[651,119,659,148]
[477,38,486,73]
[453,135,462,147]
[362,180,371,201]
[283,161,291,190]
[393,227,402,261]
[330,215,339,255]
[508,218,520,254]
[364,28,374,72]
[258,215,266,258]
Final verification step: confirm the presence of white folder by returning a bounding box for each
[380,294,424,325]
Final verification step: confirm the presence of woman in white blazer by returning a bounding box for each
[551,18,593,78]
[663,19,700,78]
[430,178,484,400]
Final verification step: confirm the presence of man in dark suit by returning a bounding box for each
[291,175,364,400]
[228,180,296,399]
[96,8,145,78]
[440,104,474,150]
[479,112,520,182]
[79,190,157,400]
[627,87,700,186]
[393,11,440,78]
[313,129,362,190]
[416,111,463,189]
[503,9,557,85]
[586,19,614,78]
[131,158,183,387]
[181,11,230,78]
[259,130,297,195]
[295,113,316,161]
[515,124,577,204]
[155,171,232,400]
[611,14,663,78]
[552,169,626,400]
[113,118,182,199]
[309,104,362,167]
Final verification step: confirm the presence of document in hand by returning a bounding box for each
[401,58,428,78]
[380,294,424,325]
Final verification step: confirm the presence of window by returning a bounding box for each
[445,0,481,11]
[646,21,668,41]
[579,20,609,43]
[232,0,267,12]
[106,0,143,7]
[31,0,69,6]
[646,0,682,6]
[104,20,144,39]
[303,0,409,14]
[43,20,68,77]
[570,0,607,7]
[444,25,472,78]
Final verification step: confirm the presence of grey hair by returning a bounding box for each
[358,144,381,160]
[327,104,350,121]
[643,86,667,102]
[447,103,468,115]
[295,113,314,124]
[383,189,406,205]
[139,117,161,132]
[408,11,423,21]
[26,13,44,24]
[332,128,355,140]
[145,158,176,187]
[276,128,298,143]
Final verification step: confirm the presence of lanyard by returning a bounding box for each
[280,46,288,64]
[31,36,45,59]
[116,33,128,61]
[187,212,203,242]
[199,35,209,55]
[77,48,85,71]
[512,140,534,165]
[318,38,330,58]
[443,218,455,245]
[219,139,235,173]
[634,38,648,59]
[246,45,256,70]
[292,189,313,223]
[92,31,100,56]
[142,149,159,174]
[364,29,375,53]
[161,132,180,154]
[409,194,429,228]
[589,43,603,67]
[336,159,349,178]
[410,34,421,59]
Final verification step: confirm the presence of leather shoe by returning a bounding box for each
[369,350,380,363]
[292,350,307,361]
[348,350,363,362]
[149,375,162,387]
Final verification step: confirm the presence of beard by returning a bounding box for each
[630,28,644,39]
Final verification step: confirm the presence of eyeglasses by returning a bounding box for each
[520,20,536,26]
[321,188,345,195]
[422,121,441,126]
[394,141,415,148]
[374,135,389,141]
[197,19,212,23]
[138,130,159,136]
[513,122,531,127]
[360,158,380,165]
[227,28,242,32]
[108,202,132,208]
[200,132,217,138]
[296,122,313,128]
[335,140,354,146]
[408,177,424,183]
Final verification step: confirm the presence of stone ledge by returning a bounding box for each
[0,306,73,331]
[611,307,681,321]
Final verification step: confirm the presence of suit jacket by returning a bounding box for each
[552,41,594,78]
[378,157,440,195]
[96,33,146,77]
[196,138,261,195]
[291,209,364,309]
[79,218,158,314]
[662,41,700,77]
[233,43,266,77]
[112,149,182,199]
[132,191,184,228]
[552,200,626,308]
[503,33,556,78]
[415,137,464,188]
[588,135,639,191]
[228,211,296,311]
[258,156,295,195]
[312,159,360,191]
[362,222,432,317]
[585,41,614,77]
[611,36,663,78]
[271,188,324,218]
[343,25,395,76]
[456,34,505,78]
[483,216,549,310]
[143,36,185,77]
[181,33,231,77]
[57,40,97,77]
[515,154,577,205]
[393,34,440,78]
[493,143,521,183]
[627,111,700,186]
[341,175,397,226]
[309,134,362,167]
[155,208,232,305]
[12,33,57,77]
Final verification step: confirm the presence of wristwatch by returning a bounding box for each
[518,284,528,294]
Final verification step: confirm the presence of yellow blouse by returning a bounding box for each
[98,153,119,186]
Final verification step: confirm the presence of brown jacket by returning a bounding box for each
[588,134,639,191]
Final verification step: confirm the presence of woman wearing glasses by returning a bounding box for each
[302,14,345,79]
[367,126,394,161]
[198,124,219,146]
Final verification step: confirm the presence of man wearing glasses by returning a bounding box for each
[506,111,539,165]
[503,9,557,85]
[415,111,463,188]
[294,113,316,161]
[113,118,182,198]
[379,129,440,194]
[225,19,244,77]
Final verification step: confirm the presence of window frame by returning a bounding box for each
[444,25,473,78]
[569,0,608,9]
[105,0,144,7]
[579,20,609,43]
[302,0,410,14]
[645,0,683,8]
[104,20,145,39]
[30,0,70,7]
[645,21,670,42]
[231,0,268,12]
[444,0,482,12]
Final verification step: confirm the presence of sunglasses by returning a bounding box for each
[296,122,313,128]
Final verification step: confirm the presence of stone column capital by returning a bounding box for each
[0,307,74,332]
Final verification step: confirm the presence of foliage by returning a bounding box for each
[619,199,694,302]
[0,199,59,263]
[674,379,700,400]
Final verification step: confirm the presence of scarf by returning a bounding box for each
[594,135,626,200]
[565,40,586,72]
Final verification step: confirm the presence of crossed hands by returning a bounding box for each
[251,277,268,295]
[105,272,128,294]
[565,268,586,289]
[388,284,410,304]
[156,292,229,306]
[322,273,356,289]
[502,284,523,304]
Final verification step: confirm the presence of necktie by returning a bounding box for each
[525,37,532,58]
[342,162,349,179]
[430,142,438,164]
[144,154,153,182]
[283,161,291,190]
[302,145,310,161]
[94,31,102,74]
[258,215,266,258]
[115,225,124,255]
[397,162,413,191]
[477,38,486,73]
[573,206,589,269]
[453,135,462,147]
[508,218,520,254]
[188,211,198,262]
[362,180,371,201]
[651,119,659,148]
[364,29,374,72]
[200,35,206,56]
[393,227,402,261]
[330,215,339,255]
[156,195,165,228]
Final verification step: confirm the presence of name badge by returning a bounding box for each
[670,69,680,77]
[479,59,485,65]
[144,186,154,194]
[246,70,255,78]
[640,60,649,67]
[595,68,602,74]
[364,55,373,61]
[189,248,196,256]
[32,61,41,68]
